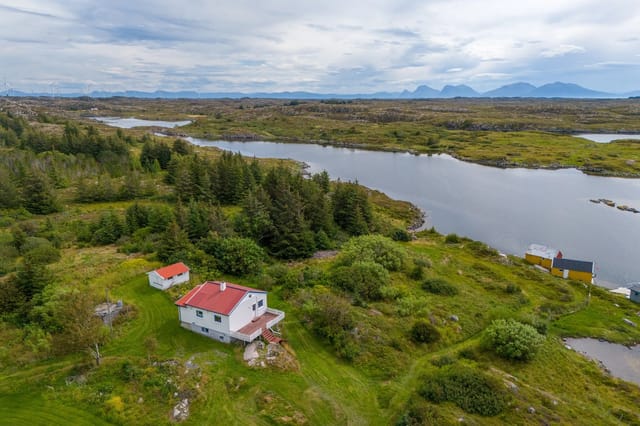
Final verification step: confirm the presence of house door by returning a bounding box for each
[563,269,569,279]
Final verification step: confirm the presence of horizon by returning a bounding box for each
[1,1,639,94]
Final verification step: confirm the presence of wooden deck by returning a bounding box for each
[235,311,280,337]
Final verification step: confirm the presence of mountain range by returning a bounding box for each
[6,82,639,100]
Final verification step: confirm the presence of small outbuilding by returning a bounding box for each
[630,283,640,304]
[525,244,562,269]
[551,258,594,284]
[148,262,190,290]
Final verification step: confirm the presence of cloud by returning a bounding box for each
[1,0,639,93]
[540,44,586,58]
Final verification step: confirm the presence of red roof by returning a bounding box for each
[154,262,189,279]
[175,281,265,315]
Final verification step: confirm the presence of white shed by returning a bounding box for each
[148,262,190,290]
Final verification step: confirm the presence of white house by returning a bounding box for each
[148,262,190,290]
[175,281,285,344]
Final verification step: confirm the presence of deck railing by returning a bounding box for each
[265,308,285,330]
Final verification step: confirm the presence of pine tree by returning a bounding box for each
[22,172,60,215]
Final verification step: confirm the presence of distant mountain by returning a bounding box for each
[529,82,611,98]
[5,81,634,100]
[440,84,479,98]
[483,82,536,97]
[411,84,441,98]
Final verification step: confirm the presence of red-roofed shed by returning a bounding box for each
[148,262,190,290]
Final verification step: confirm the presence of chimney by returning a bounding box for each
[220,281,226,291]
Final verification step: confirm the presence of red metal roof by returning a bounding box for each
[175,281,265,315]
[154,262,190,279]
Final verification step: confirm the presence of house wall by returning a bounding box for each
[567,270,593,284]
[229,292,267,331]
[179,305,230,342]
[551,268,592,283]
[149,271,190,290]
[631,290,640,303]
[525,254,553,269]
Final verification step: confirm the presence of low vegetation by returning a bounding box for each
[1,99,640,425]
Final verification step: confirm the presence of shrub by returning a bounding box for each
[338,235,407,271]
[418,367,509,416]
[332,261,390,301]
[396,397,444,426]
[504,283,521,294]
[466,240,498,257]
[410,320,441,344]
[484,319,545,361]
[391,228,412,242]
[444,233,460,244]
[422,278,458,296]
[301,290,360,361]
[407,265,424,280]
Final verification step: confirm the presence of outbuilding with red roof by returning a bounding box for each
[148,262,190,290]
[175,281,284,344]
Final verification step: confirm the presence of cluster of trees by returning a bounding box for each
[0,113,162,212]
[160,149,375,260]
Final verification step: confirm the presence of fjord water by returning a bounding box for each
[94,117,191,128]
[186,138,640,288]
[575,134,640,143]
[565,338,640,386]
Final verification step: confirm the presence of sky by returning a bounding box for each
[1,0,639,94]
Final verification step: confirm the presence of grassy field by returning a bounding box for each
[2,234,640,425]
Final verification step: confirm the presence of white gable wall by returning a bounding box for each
[179,305,230,342]
[149,270,190,290]
[229,292,267,331]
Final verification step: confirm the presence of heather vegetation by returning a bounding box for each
[46,96,640,177]
[1,99,640,425]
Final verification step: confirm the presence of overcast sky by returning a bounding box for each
[1,0,639,94]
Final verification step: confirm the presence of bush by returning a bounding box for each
[504,283,521,294]
[444,233,460,244]
[484,319,545,361]
[391,228,412,242]
[466,240,498,257]
[407,265,424,280]
[410,320,441,344]
[422,278,458,296]
[217,237,265,276]
[338,235,407,271]
[332,261,390,301]
[418,367,509,416]
[396,397,444,426]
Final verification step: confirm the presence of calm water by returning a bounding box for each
[186,138,640,288]
[94,117,191,129]
[575,133,640,143]
[565,338,640,385]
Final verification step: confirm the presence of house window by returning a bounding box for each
[258,300,264,308]
[214,315,222,323]
[196,310,203,318]
[252,304,256,311]
[201,327,209,333]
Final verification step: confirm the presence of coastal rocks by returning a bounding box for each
[590,198,639,213]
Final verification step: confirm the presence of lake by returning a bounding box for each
[93,117,191,129]
[565,338,640,386]
[185,138,640,288]
[575,134,640,143]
